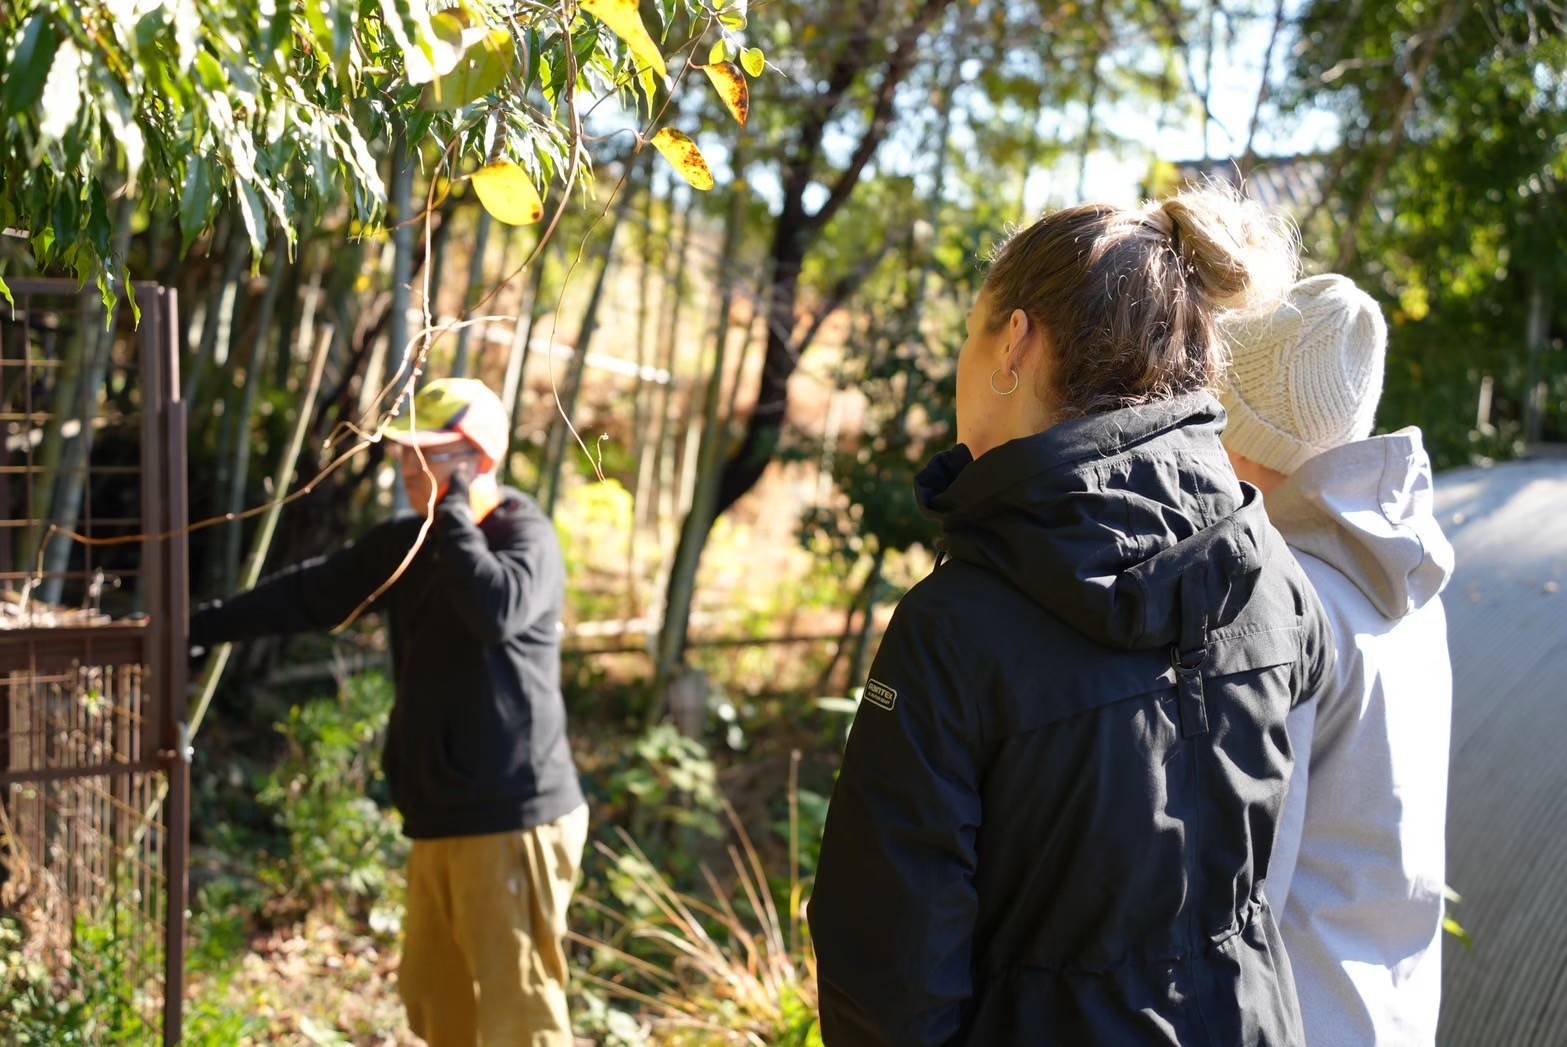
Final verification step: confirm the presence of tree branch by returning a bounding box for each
[1150,0,1234,149]
[1239,0,1288,177]
[1333,0,1466,269]
[805,0,954,234]
[795,245,899,355]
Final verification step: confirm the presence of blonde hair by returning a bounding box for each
[983,185,1299,419]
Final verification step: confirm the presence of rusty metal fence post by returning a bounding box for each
[0,279,190,1046]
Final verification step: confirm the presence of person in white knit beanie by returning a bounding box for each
[1220,273,1387,477]
[1220,274,1455,1047]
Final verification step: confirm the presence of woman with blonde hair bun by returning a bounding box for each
[808,187,1333,1047]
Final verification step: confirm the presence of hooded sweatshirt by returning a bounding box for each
[189,476,584,840]
[1261,428,1454,1047]
[808,393,1336,1047]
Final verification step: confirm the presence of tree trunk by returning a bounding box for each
[652,142,750,721]
[625,170,660,616]
[503,257,549,468]
[34,299,113,608]
[37,207,137,608]
[650,189,696,539]
[1524,272,1551,447]
[183,228,249,405]
[419,214,458,388]
[539,214,625,516]
[708,228,806,520]
[499,233,541,427]
[387,126,416,392]
[845,545,887,690]
[453,208,494,377]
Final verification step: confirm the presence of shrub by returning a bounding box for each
[255,672,407,929]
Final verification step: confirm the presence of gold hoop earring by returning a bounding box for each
[990,367,1020,396]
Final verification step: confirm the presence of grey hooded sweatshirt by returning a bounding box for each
[1263,428,1455,1047]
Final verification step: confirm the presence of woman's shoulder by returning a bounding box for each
[895,558,1045,631]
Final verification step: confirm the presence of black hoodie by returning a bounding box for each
[808,393,1334,1047]
[189,477,584,840]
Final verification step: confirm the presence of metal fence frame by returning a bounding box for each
[0,279,189,1044]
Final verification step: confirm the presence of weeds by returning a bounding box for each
[574,756,821,1047]
[255,671,407,927]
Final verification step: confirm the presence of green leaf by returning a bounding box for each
[86,184,112,258]
[412,9,470,85]
[381,0,433,83]
[709,40,730,66]
[422,28,514,110]
[194,51,227,91]
[37,38,83,144]
[1,15,60,118]
[740,46,764,78]
[0,275,12,312]
[305,1,337,70]
[718,10,747,32]
[235,179,268,257]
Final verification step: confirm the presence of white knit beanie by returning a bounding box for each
[1218,273,1388,476]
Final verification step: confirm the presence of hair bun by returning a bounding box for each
[1152,186,1298,312]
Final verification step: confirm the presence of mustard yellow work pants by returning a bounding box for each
[398,805,590,1047]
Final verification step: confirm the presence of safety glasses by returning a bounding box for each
[401,446,479,465]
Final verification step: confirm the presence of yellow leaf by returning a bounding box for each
[423,27,514,110]
[470,162,545,225]
[580,0,667,79]
[701,61,749,126]
[651,129,715,191]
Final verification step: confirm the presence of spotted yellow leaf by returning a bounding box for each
[471,162,545,225]
[580,0,667,79]
[701,61,749,126]
[651,129,714,191]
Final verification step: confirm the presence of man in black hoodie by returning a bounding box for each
[191,379,586,1047]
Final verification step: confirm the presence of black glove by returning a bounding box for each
[188,602,219,652]
[437,463,475,524]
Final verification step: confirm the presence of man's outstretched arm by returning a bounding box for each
[189,519,417,648]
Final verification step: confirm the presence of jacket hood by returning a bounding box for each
[1262,428,1453,618]
[917,393,1273,651]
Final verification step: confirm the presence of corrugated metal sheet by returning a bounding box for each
[1436,461,1567,1046]
[1172,156,1330,215]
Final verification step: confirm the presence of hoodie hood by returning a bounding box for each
[1263,428,1453,619]
[918,393,1275,651]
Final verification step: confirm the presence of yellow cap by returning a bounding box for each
[385,378,509,465]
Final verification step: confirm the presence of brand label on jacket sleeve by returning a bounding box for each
[864,679,898,711]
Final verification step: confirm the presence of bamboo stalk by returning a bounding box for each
[189,323,333,739]
[219,254,292,591]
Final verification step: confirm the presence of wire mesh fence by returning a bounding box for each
[0,279,189,1045]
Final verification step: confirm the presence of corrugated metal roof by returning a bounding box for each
[1172,156,1330,215]
[1434,460,1567,1045]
